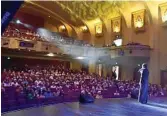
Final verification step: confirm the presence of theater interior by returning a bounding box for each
[1,1,167,116]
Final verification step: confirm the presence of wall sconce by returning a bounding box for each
[59,25,66,32]
[114,38,122,47]
[113,35,123,47]
[159,3,167,26]
[111,16,121,35]
[95,23,103,37]
[81,26,88,33]
[132,9,145,32]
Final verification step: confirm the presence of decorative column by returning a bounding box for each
[102,64,107,78]
[70,60,82,71]
[148,21,160,84]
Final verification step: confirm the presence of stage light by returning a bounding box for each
[77,57,84,59]
[7,57,10,59]
[114,38,122,47]
[16,19,21,24]
[47,53,55,57]
[81,26,88,32]
[60,25,66,30]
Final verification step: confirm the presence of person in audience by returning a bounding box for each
[96,91,103,99]
[1,63,167,107]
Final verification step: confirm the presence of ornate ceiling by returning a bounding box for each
[58,1,125,20]
[21,1,128,27]
[20,1,166,32]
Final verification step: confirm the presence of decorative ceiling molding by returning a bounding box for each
[55,1,89,34]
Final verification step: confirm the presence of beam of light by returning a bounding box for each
[36,27,110,66]
[147,102,167,109]
[76,57,84,59]
[131,102,167,113]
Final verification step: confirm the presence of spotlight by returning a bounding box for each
[81,26,88,32]
[47,53,55,57]
[16,20,21,24]
[7,57,10,59]
[77,57,84,59]
[60,25,66,30]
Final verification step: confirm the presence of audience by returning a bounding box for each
[2,22,92,46]
[1,63,167,111]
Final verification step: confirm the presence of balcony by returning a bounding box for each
[110,45,151,58]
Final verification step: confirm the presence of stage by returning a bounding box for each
[2,98,167,116]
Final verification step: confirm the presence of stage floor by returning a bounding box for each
[2,98,167,116]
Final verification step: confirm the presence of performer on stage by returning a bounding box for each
[138,63,149,104]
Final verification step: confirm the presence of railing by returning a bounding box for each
[110,45,151,58]
[1,36,151,59]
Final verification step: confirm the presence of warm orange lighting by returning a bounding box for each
[134,15,144,28]
[132,10,145,30]
[96,29,102,34]
[162,12,167,22]
[81,26,88,32]
[60,25,66,30]
[114,26,120,33]
[95,23,102,35]
[160,3,167,23]
[135,20,144,28]
[112,17,121,33]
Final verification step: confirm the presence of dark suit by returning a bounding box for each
[138,68,149,104]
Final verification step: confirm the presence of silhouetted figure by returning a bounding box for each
[138,63,149,104]
[112,67,117,80]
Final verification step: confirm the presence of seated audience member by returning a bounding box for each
[44,90,54,98]
[1,63,167,109]
[96,91,103,99]
[114,90,120,96]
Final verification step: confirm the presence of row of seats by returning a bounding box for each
[2,63,167,112]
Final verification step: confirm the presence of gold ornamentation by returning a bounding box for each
[95,23,103,37]
[112,17,121,34]
[159,3,167,25]
[132,9,145,32]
